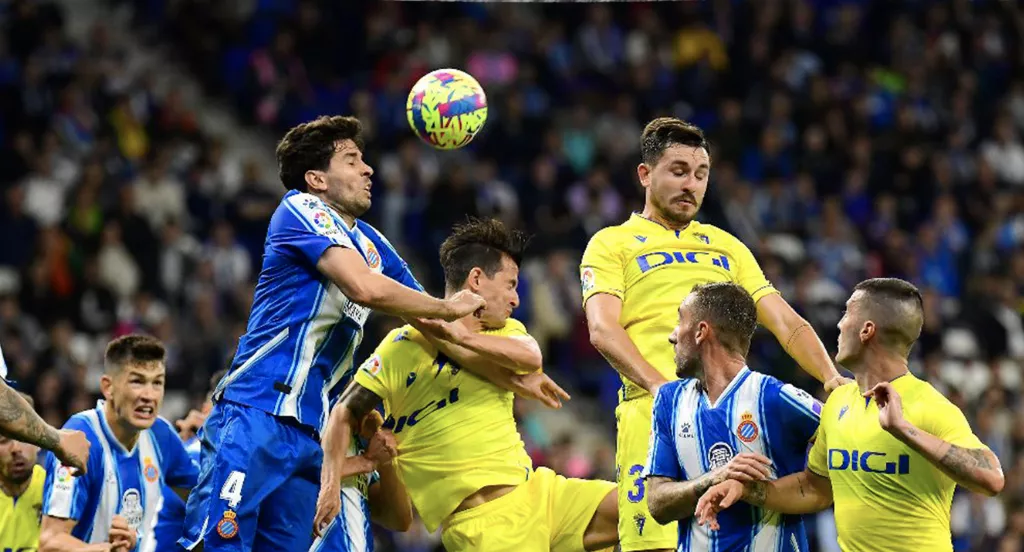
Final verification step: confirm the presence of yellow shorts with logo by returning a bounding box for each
[616,396,678,551]
[441,466,615,552]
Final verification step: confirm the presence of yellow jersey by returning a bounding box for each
[353,319,534,532]
[808,374,987,552]
[0,464,45,551]
[580,213,777,401]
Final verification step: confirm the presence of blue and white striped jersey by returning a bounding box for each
[645,367,822,552]
[41,401,198,551]
[152,436,201,550]
[217,190,422,435]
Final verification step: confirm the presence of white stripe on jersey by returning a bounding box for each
[279,283,334,419]
[219,326,290,392]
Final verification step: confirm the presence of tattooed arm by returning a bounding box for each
[647,452,777,523]
[889,425,1004,496]
[0,381,60,450]
[868,381,1004,496]
[740,469,834,513]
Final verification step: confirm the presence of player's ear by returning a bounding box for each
[860,321,875,343]
[304,169,326,192]
[99,374,114,401]
[466,267,485,292]
[694,320,709,346]
[637,163,652,189]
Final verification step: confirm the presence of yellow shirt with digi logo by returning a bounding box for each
[580,213,777,402]
[353,320,533,533]
[808,374,987,552]
[0,464,45,551]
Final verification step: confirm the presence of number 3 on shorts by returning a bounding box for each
[627,464,645,502]
[220,471,246,509]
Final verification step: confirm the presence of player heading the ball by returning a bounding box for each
[180,115,484,552]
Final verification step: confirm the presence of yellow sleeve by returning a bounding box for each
[726,234,777,303]
[806,396,832,478]
[580,229,626,307]
[353,331,404,402]
[920,393,986,450]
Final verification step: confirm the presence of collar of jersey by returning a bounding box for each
[699,365,751,410]
[629,212,694,235]
[95,400,139,457]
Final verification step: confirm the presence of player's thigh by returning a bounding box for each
[181,402,308,552]
[615,399,678,552]
[543,468,617,552]
[309,487,374,552]
[252,467,320,552]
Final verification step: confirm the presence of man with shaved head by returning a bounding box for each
[697,278,1005,552]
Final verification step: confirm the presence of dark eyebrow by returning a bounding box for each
[670,160,710,171]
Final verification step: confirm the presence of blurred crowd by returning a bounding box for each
[1,0,1024,550]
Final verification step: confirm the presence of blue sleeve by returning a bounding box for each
[269,192,355,268]
[643,383,684,480]
[359,221,424,292]
[155,420,199,488]
[42,417,98,521]
[766,380,822,451]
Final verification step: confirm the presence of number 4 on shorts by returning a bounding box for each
[220,471,246,509]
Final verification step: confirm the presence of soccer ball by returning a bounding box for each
[406,68,488,150]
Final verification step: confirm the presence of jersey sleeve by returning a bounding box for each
[769,381,823,450]
[155,420,200,488]
[726,234,777,303]
[806,397,832,479]
[354,332,407,404]
[580,230,626,307]
[42,417,99,521]
[920,392,986,450]
[270,193,355,268]
[643,383,684,480]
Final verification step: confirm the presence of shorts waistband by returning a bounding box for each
[441,476,530,531]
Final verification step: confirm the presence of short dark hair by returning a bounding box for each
[640,117,710,166]
[688,282,758,356]
[852,278,924,355]
[104,335,166,373]
[276,115,365,192]
[439,218,529,292]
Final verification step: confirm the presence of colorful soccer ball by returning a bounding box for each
[406,68,488,150]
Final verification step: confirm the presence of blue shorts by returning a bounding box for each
[179,400,323,551]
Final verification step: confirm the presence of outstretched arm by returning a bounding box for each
[0,382,90,474]
[585,294,669,395]
[40,516,117,552]
[756,294,845,390]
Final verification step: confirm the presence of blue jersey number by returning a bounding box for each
[627,464,645,503]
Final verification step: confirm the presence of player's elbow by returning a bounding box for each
[981,470,1005,497]
[38,525,64,552]
[645,481,672,524]
[342,277,380,306]
[587,322,612,353]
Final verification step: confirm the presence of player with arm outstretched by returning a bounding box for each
[696,279,1004,552]
[581,117,843,552]
[180,116,484,552]
[316,218,617,552]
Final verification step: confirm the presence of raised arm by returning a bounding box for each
[317,247,484,321]
[0,383,90,474]
[314,382,385,536]
[585,294,668,394]
[756,294,844,389]
[869,382,1004,496]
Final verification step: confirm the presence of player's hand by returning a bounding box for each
[511,372,571,409]
[696,480,745,531]
[364,428,398,466]
[824,375,852,393]
[442,290,486,322]
[175,409,208,442]
[715,452,773,483]
[108,515,136,551]
[313,481,341,538]
[359,410,385,440]
[864,382,905,433]
[56,429,91,476]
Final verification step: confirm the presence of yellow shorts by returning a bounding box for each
[616,396,678,551]
[441,466,615,552]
